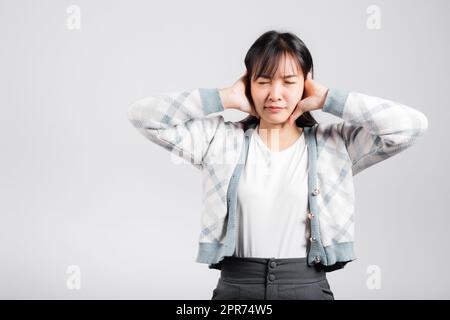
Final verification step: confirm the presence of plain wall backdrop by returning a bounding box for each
[0,0,448,299]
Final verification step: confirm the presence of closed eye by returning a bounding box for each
[257,82,296,84]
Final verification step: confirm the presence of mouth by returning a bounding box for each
[265,106,285,113]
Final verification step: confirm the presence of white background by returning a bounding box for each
[0,0,447,299]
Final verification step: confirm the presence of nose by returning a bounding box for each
[268,83,283,102]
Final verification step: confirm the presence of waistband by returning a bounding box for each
[219,256,327,284]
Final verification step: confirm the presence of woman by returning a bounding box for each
[127,30,428,300]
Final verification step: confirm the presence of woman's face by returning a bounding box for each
[250,54,304,125]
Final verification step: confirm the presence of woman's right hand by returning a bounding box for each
[219,72,259,118]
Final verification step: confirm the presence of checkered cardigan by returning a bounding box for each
[127,87,428,270]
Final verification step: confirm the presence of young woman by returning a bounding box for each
[127,30,428,300]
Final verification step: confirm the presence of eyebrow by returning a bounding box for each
[258,74,298,79]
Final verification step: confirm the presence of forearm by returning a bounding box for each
[128,88,224,130]
[322,89,428,141]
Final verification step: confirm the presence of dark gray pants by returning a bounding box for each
[211,256,335,300]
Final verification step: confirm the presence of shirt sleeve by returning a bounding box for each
[127,88,226,170]
[321,88,429,176]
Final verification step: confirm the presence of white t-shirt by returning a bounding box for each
[235,125,310,258]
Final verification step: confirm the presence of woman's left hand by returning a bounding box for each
[288,73,329,125]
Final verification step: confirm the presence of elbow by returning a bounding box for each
[397,110,428,147]
[126,96,162,130]
[416,110,429,137]
[127,101,144,129]
[127,101,138,121]
[385,110,429,148]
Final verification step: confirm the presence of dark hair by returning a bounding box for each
[239,30,318,129]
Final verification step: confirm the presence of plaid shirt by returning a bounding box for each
[127,87,428,271]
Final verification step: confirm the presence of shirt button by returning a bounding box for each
[269,261,277,268]
[312,188,320,196]
[268,274,275,281]
[310,236,317,242]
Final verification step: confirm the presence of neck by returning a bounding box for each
[257,119,303,152]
